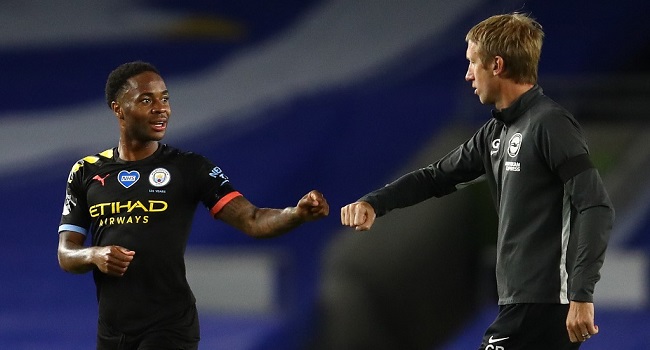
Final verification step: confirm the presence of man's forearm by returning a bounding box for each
[246,207,305,238]
[217,196,305,238]
[58,240,96,274]
[360,167,449,217]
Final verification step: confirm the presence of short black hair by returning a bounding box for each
[105,61,160,108]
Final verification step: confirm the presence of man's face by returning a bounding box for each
[465,41,497,105]
[114,71,170,142]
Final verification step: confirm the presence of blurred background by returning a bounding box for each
[1,0,649,349]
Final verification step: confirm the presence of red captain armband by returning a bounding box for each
[210,191,243,216]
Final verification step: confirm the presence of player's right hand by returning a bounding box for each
[93,246,135,277]
[340,201,376,231]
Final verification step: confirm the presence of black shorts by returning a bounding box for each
[96,304,200,350]
[478,303,581,350]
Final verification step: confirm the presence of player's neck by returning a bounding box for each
[117,139,159,161]
[495,83,534,110]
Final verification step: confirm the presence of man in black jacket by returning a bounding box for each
[341,13,614,349]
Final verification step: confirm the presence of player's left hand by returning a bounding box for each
[566,301,598,343]
[296,190,329,221]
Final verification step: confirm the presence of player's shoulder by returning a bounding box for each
[528,91,572,120]
[525,97,585,147]
[530,98,578,130]
[66,148,116,182]
[74,148,114,166]
[160,144,211,163]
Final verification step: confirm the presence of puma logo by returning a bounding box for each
[93,174,110,186]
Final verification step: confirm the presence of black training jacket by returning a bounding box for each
[361,85,614,305]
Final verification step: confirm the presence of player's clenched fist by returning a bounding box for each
[296,190,330,221]
[340,201,376,231]
[93,245,135,277]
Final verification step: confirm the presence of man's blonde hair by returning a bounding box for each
[466,13,544,84]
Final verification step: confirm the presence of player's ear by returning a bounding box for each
[111,101,124,119]
[493,56,505,76]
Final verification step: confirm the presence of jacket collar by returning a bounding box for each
[491,85,543,124]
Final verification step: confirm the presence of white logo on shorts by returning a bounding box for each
[485,335,509,350]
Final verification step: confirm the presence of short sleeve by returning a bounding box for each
[58,160,90,235]
[191,156,242,216]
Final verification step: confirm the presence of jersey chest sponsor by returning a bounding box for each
[89,200,168,217]
[89,168,173,227]
[89,199,169,228]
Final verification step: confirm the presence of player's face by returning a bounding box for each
[116,71,171,143]
[465,41,498,105]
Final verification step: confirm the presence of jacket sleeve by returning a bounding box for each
[360,126,488,217]
[565,167,614,302]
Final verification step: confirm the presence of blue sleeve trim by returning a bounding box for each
[58,224,87,236]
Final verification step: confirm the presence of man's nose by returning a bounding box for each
[152,100,168,113]
[465,69,473,81]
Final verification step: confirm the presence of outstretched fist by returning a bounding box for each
[296,190,329,221]
[340,201,376,231]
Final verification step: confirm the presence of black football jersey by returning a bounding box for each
[59,143,240,333]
